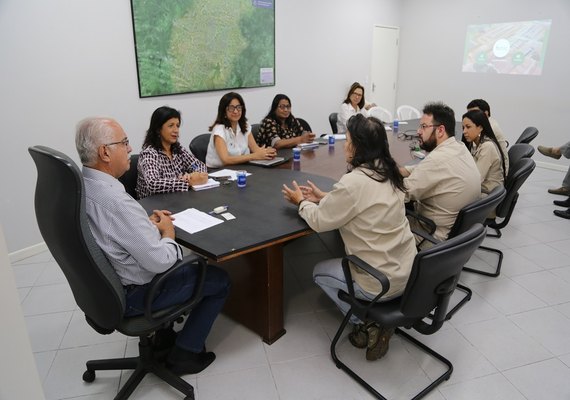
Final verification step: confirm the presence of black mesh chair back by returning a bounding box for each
[447,185,506,239]
[297,118,312,132]
[251,123,260,143]
[29,146,125,331]
[189,133,211,163]
[515,126,538,144]
[332,224,486,399]
[118,153,139,199]
[508,143,535,168]
[329,112,338,134]
[495,157,535,220]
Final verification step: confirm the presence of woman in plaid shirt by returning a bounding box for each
[136,106,208,199]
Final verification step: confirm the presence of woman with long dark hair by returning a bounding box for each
[136,106,208,199]
[282,114,416,361]
[205,92,276,168]
[256,94,315,149]
[462,109,506,194]
[336,82,376,134]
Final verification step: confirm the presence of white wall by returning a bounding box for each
[0,0,400,253]
[397,0,570,165]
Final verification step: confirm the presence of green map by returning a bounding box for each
[131,0,275,97]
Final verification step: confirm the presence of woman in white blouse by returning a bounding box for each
[205,92,276,168]
[336,82,376,134]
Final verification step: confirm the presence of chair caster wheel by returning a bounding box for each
[82,369,95,383]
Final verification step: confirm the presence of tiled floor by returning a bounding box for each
[12,166,570,399]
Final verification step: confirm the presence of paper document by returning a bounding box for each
[209,169,251,181]
[172,208,224,234]
[321,134,346,140]
[191,178,220,191]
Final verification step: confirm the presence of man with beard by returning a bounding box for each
[399,102,480,245]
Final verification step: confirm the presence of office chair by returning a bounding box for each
[396,105,421,121]
[329,112,338,134]
[189,133,211,163]
[331,224,486,400]
[368,106,394,123]
[297,118,312,132]
[515,126,539,144]
[29,145,207,400]
[250,123,261,144]
[508,143,535,166]
[408,186,506,315]
[118,153,139,199]
[478,158,535,275]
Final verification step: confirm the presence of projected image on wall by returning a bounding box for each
[131,0,275,97]
[462,19,551,75]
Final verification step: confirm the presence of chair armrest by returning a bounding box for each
[143,254,208,323]
[406,208,437,234]
[341,255,390,311]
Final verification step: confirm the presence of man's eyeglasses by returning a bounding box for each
[277,104,291,110]
[418,124,441,131]
[227,105,243,113]
[103,137,130,147]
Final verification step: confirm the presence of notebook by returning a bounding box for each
[248,156,288,167]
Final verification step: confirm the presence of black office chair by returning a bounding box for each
[479,158,536,274]
[515,126,539,144]
[331,224,486,400]
[189,133,210,163]
[408,186,506,315]
[29,145,207,400]
[251,123,261,144]
[508,143,535,166]
[118,153,139,199]
[329,112,338,134]
[297,118,312,132]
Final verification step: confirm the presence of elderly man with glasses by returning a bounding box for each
[75,117,230,375]
[399,102,481,246]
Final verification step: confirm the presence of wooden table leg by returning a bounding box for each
[213,244,286,344]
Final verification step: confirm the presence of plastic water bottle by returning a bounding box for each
[393,119,399,133]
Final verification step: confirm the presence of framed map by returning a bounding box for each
[130,0,275,97]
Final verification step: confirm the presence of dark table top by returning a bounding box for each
[139,168,336,261]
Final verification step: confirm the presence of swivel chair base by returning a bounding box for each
[83,336,194,400]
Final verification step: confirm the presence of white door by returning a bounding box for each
[369,25,399,116]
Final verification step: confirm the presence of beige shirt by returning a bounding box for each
[471,138,504,194]
[298,167,417,297]
[489,117,509,174]
[404,137,481,242]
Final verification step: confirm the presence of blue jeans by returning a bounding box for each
[124,264,230,353]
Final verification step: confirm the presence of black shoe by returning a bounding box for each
[554,209,570,220]
[348,323,368,348]
[167,346,216,375]
[554,197,570,207]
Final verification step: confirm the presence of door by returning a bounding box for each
[369,25,399,115]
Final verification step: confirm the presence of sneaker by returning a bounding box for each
[167,346,216,375]
[548,186,570,195]
[538,146,561,160]
[348,323,368,349]
[366,326,394,361]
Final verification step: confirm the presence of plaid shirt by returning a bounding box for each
[136,145,207,199]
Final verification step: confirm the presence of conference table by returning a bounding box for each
[139,119,426,344]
